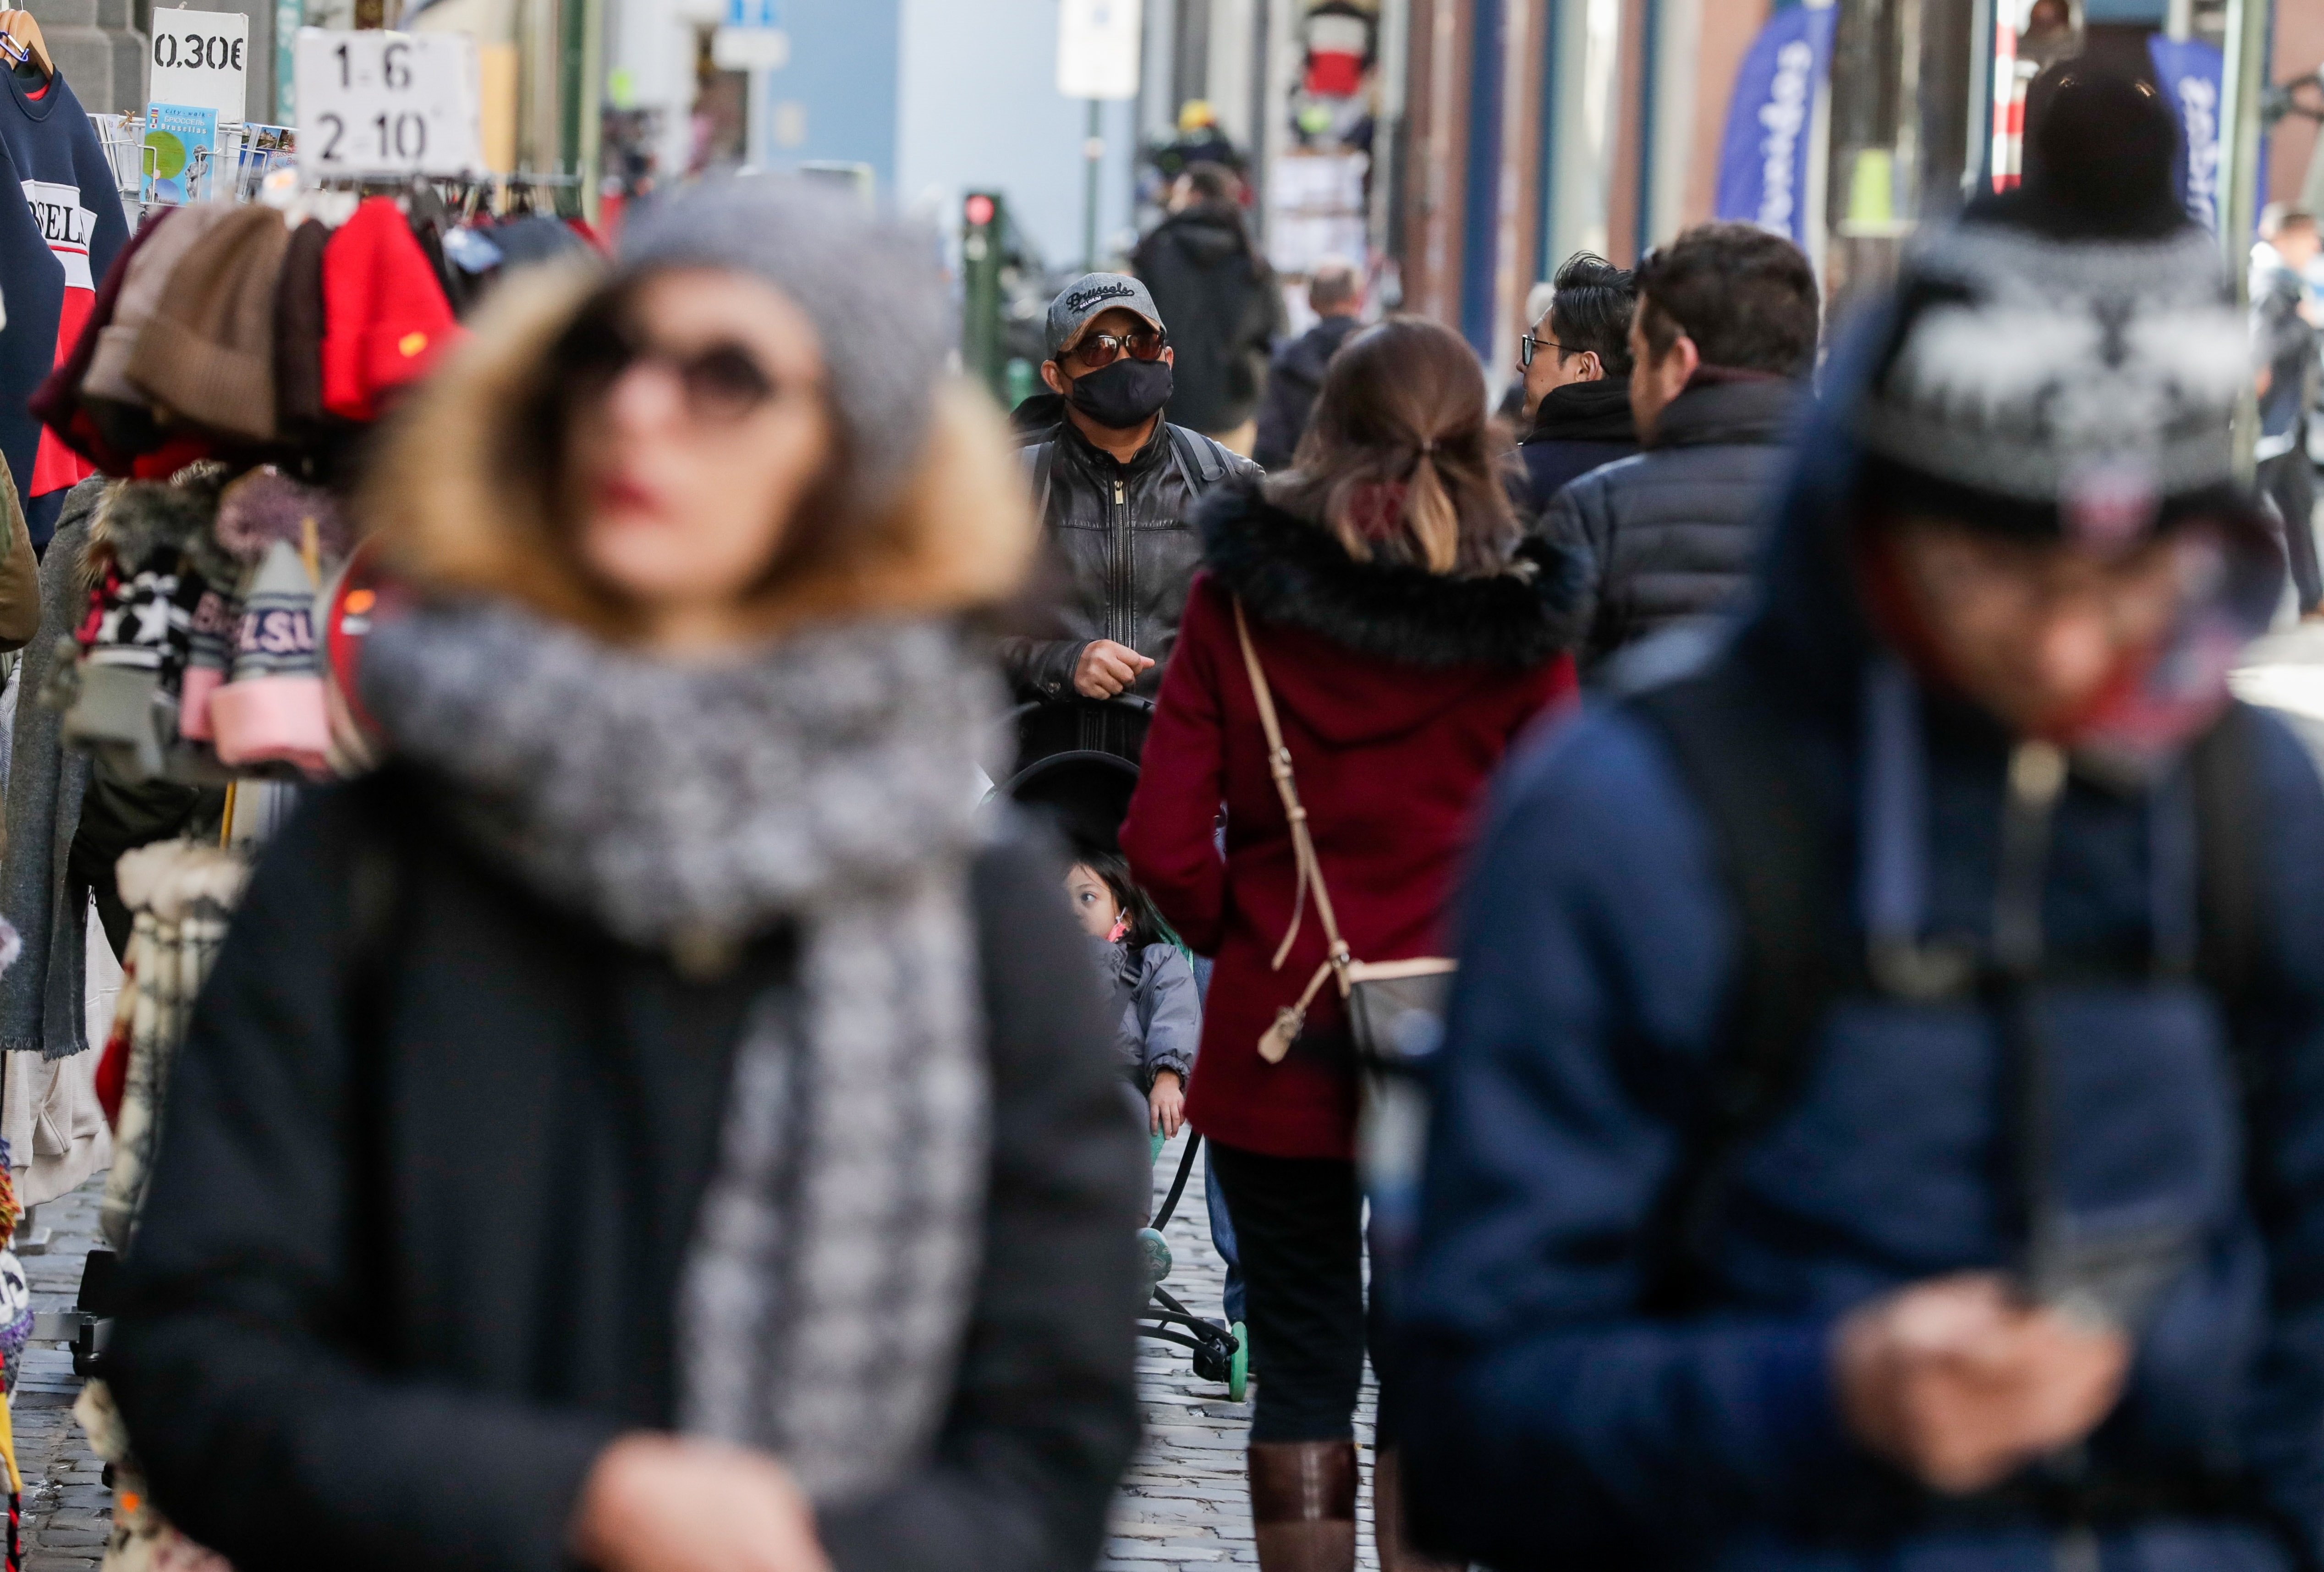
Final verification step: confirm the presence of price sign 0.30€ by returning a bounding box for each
[294,27,481,178]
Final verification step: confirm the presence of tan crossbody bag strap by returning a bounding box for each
[1234,598,1355,1063]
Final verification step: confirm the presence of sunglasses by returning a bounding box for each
[1065,327,1168,370]
[555,315,785,423]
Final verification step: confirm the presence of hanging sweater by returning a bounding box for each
[0,68,128,548]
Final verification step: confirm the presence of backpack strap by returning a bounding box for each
[1021,439,1058,523]
[1627,660,1839,1313]
[1166,425,1230,493]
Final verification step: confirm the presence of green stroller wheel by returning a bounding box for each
[1137,1227,1173,1287]
[1228,1320,1249,1402]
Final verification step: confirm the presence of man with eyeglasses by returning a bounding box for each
[1542,223,1817,680]
[1003,273,1258,767]
[1516,252,1641,512]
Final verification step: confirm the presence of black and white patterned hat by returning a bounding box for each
[1855,73,2247,543]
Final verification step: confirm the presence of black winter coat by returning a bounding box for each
[104,772,1146,1572]
[1544,377,1800,671]
[1516,378,1638,512]
[1001,402,1258,763]
[1251,313,1362,471]
[1131,204,1284,436]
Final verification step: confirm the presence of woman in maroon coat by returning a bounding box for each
[1121,318,1585,1572]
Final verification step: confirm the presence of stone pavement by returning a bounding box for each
[1105,1130,1384,1572]
[12,1171,110,1571]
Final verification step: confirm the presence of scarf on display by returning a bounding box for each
[360,600,995,1506]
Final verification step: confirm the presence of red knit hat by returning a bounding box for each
[319,197,462,422]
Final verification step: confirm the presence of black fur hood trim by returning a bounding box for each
[1196,478,1589,668]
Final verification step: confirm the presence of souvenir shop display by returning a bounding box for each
[0,9,132,546]
[0,44,604,1565]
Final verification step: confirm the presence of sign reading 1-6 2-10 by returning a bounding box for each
[292,27,481,180]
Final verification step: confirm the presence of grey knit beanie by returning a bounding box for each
[618,175,950,515]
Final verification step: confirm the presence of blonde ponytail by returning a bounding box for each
[1404,442,1460,574]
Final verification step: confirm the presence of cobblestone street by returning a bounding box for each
[13,1172,110,1572]
[1105,1131,1383,1572]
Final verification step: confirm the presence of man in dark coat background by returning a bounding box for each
[1544,222,1817,675]
[1132,163,1286,455]
[1515,251,1639,510]
[2252,203,2320,614]
[1002,274,1258,766]
[1251,259,1364,471]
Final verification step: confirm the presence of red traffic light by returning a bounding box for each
[964,194,996,227]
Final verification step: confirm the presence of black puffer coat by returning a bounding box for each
[1543,377,1800,671]
[1131,203,1285,436]
[1000,401,1258,763]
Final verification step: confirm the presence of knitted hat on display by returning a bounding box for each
[82,202,238,406]
[127,204,291,443]
[273,218,331,437]
[617,175,950,517]
[320,196,462,422]
[1854,71,2248,543]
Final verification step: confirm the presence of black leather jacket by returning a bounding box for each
[1000,398,1258,764]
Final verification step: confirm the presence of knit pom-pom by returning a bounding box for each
[216,466,352,563]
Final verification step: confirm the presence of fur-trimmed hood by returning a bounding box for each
[1196,477,1589,668]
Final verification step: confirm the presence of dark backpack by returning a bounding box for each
[1626,656,2269,1315]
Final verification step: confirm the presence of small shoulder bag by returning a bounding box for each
[1232,599,1457,1070]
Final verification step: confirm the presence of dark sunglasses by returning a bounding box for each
[555,315,784,423]
[1065,327,1168,370]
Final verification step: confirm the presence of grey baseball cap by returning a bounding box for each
[1044,273,1165,360]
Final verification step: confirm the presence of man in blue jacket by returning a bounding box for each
[1404,75,2324,1572]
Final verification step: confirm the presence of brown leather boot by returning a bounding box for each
[1372,1447,1467,1572]
[1247,1440,1357,1572]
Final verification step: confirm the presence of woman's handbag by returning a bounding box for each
[1231,598,1457,1071]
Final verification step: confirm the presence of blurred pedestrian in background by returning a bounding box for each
[1515,252,1640,511]
[2252,202,2321,615]
[1133,163,1286,456]
[1004,274,1258,767]
[1405,75,2324,1572]
[1251,257,1365,471]
[104,178,1146,1572]
[1545,222,1819,679]
[1122,318,1585,1572]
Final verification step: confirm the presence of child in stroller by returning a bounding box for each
[994,723,1248,1401]
[1063,850,1200,1140]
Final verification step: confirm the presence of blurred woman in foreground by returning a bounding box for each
[104,179,1145,1572]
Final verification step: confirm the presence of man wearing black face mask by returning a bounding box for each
[1003,273,1260,767]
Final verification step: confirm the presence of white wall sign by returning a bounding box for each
[293,27,482,179]
[149,9,249,123]
[1057,0,1142,101]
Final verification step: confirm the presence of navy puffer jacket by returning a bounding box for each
[1404,335,2324,1572]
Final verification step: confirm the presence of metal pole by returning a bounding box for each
[2219,0,2267,285]
[1084,98,1104,269]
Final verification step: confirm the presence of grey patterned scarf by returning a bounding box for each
[362,601,995,1506]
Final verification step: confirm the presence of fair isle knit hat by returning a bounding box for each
[617,175,950,517]
[1854,71,2248,543]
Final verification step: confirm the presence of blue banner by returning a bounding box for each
[1714,4,1837,246]
[2148,33,2225,233]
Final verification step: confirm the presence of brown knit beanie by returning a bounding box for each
[127,205,291,443]
[82,200,237,406]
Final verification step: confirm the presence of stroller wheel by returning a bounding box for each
[1137,1227,1172,1287]
[1229,1320,1249,1402]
